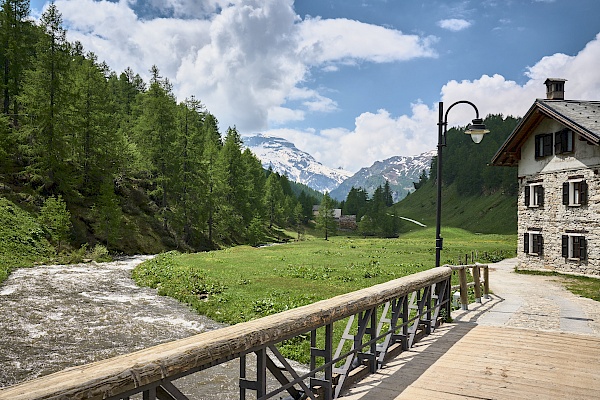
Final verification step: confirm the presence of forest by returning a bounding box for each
[0,0,322,255]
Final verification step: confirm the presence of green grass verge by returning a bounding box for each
[133,228,516,363]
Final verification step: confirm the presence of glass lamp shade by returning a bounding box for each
[465,118,490,143]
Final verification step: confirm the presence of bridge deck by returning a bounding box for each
[342,322,600,399]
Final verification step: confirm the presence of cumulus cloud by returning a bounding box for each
[298,17,438,64]
[51,1,600,173]
[55,0,437,133]
[266,33,600,172]
[437,18,471,32]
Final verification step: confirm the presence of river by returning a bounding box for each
[0,256,253,398]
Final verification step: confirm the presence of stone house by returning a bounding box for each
[491,78,600,276]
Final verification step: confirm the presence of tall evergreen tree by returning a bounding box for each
[173,96,206,244]
[264,171,284,228]
[316,192,336,240]
[133,65,177,221]
[202,113,222,245]
[19,2,73,195]
[0,0,33,121]
[70,50,119,194]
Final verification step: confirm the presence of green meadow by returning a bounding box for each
[133,228,516,362]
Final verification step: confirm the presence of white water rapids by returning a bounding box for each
[0,255,253,398]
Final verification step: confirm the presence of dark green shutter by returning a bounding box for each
[535,136,542,158]
[562,235,569,257]
[524,233,529,254]
[580,237,587,260]
[537,186,544,207]
[555,131,563,154]
[543,134,553,156]
[580,180,588,205]
[563,182,569,205]
[525,186,530,206]
[536,235,543,255]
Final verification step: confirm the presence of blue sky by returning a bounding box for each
[29,0,600,172]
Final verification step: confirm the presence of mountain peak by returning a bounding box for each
[243,134,352,193]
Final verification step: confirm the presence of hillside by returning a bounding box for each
[392,114,520,235]
[391,180,517,235]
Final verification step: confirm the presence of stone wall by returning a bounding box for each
[517,167,600,276]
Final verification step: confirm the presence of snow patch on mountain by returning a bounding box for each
[329,150,435,202]
[243,134,352,193]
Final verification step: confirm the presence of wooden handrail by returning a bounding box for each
[0,267,452,400]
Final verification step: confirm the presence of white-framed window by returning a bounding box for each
[555,129,574,154]
[561,234,587,260]
[524,184,544,208]
[534,134,553,159]
[523,231,543,255]
[562,180,588,207]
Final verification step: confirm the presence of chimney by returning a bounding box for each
[544,78,567,100]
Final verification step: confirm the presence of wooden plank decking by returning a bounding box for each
[341,323,600,399]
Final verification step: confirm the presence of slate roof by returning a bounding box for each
[491,99,600,167]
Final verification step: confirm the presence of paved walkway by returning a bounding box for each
[342,259,600,399]
[453,258,600,334]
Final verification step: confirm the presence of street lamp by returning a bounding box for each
[435,101,489,268]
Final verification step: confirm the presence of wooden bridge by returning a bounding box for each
[1,261,599,399]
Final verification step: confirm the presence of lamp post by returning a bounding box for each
[435,101,489,268]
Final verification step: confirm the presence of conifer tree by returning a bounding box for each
[133,65,177,225]
[39,194,71,253]
[0,0,34,121]
[264,171,284,228]
[19,2,73,195]
[316,192,336,240]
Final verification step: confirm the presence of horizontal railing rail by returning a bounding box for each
[0,265,482,400]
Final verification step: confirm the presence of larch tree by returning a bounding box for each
[19,2,74,196]
[316,191,336,240]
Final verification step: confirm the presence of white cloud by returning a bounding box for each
[437,18,472,32]
[266,33,600,173]
[298,17,438,64]
[56,0,436,133]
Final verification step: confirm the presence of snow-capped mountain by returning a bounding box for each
[329,150,435,202]
[243,134,353,193]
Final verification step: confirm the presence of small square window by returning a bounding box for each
[524,232,543,255]
[535,134,553,159]
[555,129,574,154]
[525,184,544,208]
[562,235,587,260]
[563,180,588,207]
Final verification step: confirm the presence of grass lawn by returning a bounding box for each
[133,227,516,362]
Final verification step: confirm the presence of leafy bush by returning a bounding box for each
[0,198,53,282]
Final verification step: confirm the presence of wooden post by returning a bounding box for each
[483,266,490,299]
[472,265,481,303]
[458,268,468,310]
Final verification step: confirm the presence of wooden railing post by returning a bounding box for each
[472,265,482,303]
[483,266,490,299]
[458,268,468,310]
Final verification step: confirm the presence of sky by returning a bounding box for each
[28,0,600,173]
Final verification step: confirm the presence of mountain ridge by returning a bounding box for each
[243,134,434,202]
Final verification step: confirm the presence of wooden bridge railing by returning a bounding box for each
[448,263,490,310]
[0,264,489,400]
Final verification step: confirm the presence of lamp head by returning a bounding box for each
[465,118,490,144]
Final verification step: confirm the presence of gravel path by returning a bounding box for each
[453,258,600,335]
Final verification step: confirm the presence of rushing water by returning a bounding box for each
[0,256,256,397]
